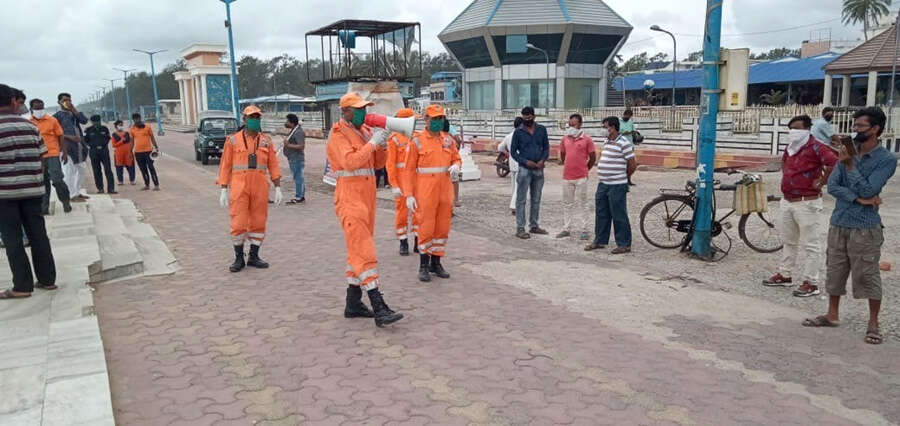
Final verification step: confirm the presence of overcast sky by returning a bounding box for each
[4,0,877,105]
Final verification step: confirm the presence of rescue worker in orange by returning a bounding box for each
[401,104,461,282]
[386,108,418,256]
[217,105,283,273]
[111,120,135,185]
[326,92,403,327]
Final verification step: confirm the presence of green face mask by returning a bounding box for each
[429,118,445,132]
[351,108,367,127]
[246,118,261,131]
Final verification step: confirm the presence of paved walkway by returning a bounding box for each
[92,133,900,425]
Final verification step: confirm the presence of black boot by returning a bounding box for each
[247,244,269,268]
[367,288,403,327]
[229,245,245,272]
[399,239,410,256]
[429,255,451,279]
[413,236,419,253]
[344,285,374,318]
[418,254,432,282]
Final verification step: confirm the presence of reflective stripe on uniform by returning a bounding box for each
[417,166,449,174]
[248,233,265,239]
[248,238,263,246]
[431,238,447,245]
[395,162,406,169]
[333,169,375,178]
[412,137,421,149]
[430,246,445,253]
[231,233,246,245]
[361,280,378,291]
[233,165,263,171]
[347,276,360,285]
[358,268,378,282]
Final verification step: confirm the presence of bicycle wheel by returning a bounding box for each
[640,195,694,249]
[738,204,783,253]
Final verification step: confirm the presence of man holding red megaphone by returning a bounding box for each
[326,92,403,328]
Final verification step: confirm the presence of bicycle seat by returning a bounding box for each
[718,184,737,191]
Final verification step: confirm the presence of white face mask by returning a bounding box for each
[32,109,46,119]
[565,127,582,137]
[787,129,810,144]
[115,125,123,131]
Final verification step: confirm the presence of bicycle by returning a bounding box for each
[639,169,783,260]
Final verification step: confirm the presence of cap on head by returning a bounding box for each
[90,114,101,122]
[425,104,445,118]
[242,105,262,116]
[395,108,417,119]
[339,92,374,109]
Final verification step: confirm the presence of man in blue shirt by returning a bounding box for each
[803,107,896,345]
[510,106,550,239]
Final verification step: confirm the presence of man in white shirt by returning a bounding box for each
[585,116,637,254]
[811,107,841,148]
[497,117,523,215]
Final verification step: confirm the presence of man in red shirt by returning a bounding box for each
[764,115,837,297]
[557,113,596,240]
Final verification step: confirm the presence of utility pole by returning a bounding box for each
[134,49,167,135]
[104,78,120,121]
[691,0,724,259]
[221,0,241,124]
[888,13,899,134]
[114,68,135,125]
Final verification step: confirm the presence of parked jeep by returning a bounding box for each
[194,111,238,165]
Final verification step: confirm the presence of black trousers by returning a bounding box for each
[89,148,115,192]
[135,152,159,187]
[116,165,135,183]
[0,197,56,292]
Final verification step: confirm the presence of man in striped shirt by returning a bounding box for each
[585,116,637,254]
[0,84,58,299]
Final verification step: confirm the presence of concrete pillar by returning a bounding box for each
[194,76,202,118]
[823,74,833,107]
[841,75,851,106]
[200,75,209,111]
[556,65,565,109]
[866,71,878,106]
[494,73,503,110]
[178,81,188,125]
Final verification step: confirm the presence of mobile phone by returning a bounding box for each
[248,153,257,169]
[840,136,856,156]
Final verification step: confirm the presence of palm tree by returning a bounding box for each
[842,0,892,40]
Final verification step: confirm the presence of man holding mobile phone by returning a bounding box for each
[53,93,89,202]
[803,107,897,345]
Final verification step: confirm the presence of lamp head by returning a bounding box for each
[650,25,662,31]
[526,43,536,49]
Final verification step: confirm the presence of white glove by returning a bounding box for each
[406,196,417,213]
[368,129,389,148]
[219,188,229,208]
[448,163,461,180]
[274,187,284,205]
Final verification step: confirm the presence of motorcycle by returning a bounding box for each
[494,151,510,178]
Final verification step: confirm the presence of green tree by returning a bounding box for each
[842,0,892,40]
[750,47,801,60]
[618,52,650,73]
[685,50,703,62]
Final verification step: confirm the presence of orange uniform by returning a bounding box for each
[30,115,64,158]
[401,130,461,257]
[111,130,134,166]
[130,125,154,153]
[217,130,281,246]
[326,119,387,289]
[386,132,416,240]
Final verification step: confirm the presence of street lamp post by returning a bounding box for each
[888,13,900,134]
[114,68,135,126]
[526,43,553,111]
[650,25,677,127]
[96,86,107,121]
[103,78,120,121]
[134,49,167,136]
[221,0,241,124]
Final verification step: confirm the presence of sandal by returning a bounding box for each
[865,329,883,345]
[584,243,606,251]
[0,289,31,299]
[34,283,58,290]
[801,315,840,327]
